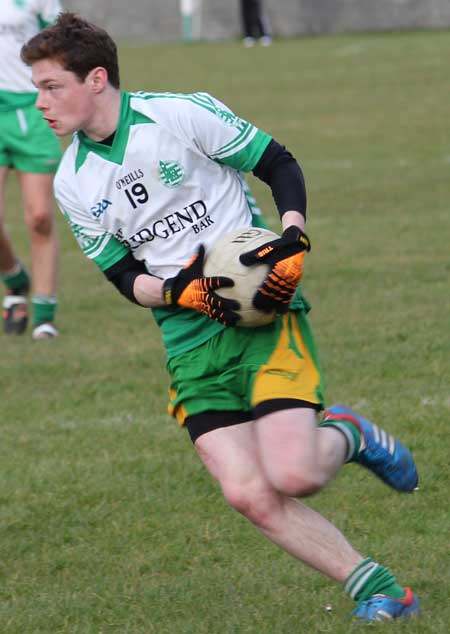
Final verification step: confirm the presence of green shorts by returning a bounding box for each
[0,103,62,173]
[167,310,325,440]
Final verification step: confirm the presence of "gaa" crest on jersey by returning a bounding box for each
[90,198,112,219]
[159,160,185,188]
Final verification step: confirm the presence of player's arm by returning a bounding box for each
[253,138,307,230]
[103,252,165,307]
[162,246,240,326]
[104,249,240,326]
[57,186,237,322]
[238,139,311,314]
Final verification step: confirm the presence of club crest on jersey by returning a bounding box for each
[90,199,112,219]
[159,161,185,188]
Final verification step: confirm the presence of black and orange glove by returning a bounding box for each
[163,245,240,326]
[239,225,311,314]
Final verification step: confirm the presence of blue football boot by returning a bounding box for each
[352,587,421,622]
[322,404,418,492]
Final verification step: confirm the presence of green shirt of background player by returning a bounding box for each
[21,13,420,622]
[0,0,63,339]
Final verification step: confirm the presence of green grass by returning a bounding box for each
[1,31,449,633]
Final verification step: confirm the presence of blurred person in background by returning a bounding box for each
[0,0,62,340]
[239,0,272,47]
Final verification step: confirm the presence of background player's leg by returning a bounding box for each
[18,171,59,337]
[0,167,30,334]
[0,168,16,272]
[240,0,256,45]
[254,0,272,42]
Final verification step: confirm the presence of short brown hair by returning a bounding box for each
[21,12,120,89]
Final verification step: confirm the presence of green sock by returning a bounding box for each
[319,417,361,462]
[344,558,406,602]
[1,262,30,294]
[32,295,57,327]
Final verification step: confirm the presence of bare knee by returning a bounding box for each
[268,469,327,498]
[25,206,53,236]
[221,481,282,530]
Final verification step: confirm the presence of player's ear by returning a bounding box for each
[87,66,109,93]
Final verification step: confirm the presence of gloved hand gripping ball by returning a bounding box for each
[163,245,240,326]
[239,226,311,314]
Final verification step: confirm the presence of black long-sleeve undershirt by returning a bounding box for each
[253,138,306,220]
[103,252,148,305]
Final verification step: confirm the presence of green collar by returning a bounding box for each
[75,91,154,172]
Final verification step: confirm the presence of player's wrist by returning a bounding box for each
[162,277,177,306]
[282,226,311,252]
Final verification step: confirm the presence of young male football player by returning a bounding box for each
[21,13,421,621]
[0,0,62,339]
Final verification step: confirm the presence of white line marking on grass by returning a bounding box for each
[420,397,436,406]
[56,415,136,429]
[335,43,366,57]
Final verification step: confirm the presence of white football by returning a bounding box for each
[204,227,279,327]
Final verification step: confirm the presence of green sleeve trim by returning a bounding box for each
[251,212,268,229]
[92,236,130,271]
[216,130,272,172]
[66,215,129,270]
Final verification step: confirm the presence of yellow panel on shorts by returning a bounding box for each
[251,313,321,407]
[167,388,190,426]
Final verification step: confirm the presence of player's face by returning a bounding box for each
[32,59,97,137]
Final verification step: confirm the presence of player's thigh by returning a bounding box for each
[18,171,55,218]
[255,407,324,496]
[195,421,259,484]
[194,421,275,512]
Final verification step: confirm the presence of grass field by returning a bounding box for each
[1,30,449,633]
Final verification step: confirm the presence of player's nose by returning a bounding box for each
[35,91,47,111]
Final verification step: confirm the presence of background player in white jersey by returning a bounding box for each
[0,0,62,339]
[21,13,421,622]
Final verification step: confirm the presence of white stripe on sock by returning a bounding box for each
[349,563,379,600]
[328,422,355,462]
[344,559,375,594]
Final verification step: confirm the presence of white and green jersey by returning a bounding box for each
[0,0,61,111]
[55,91,271,356]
